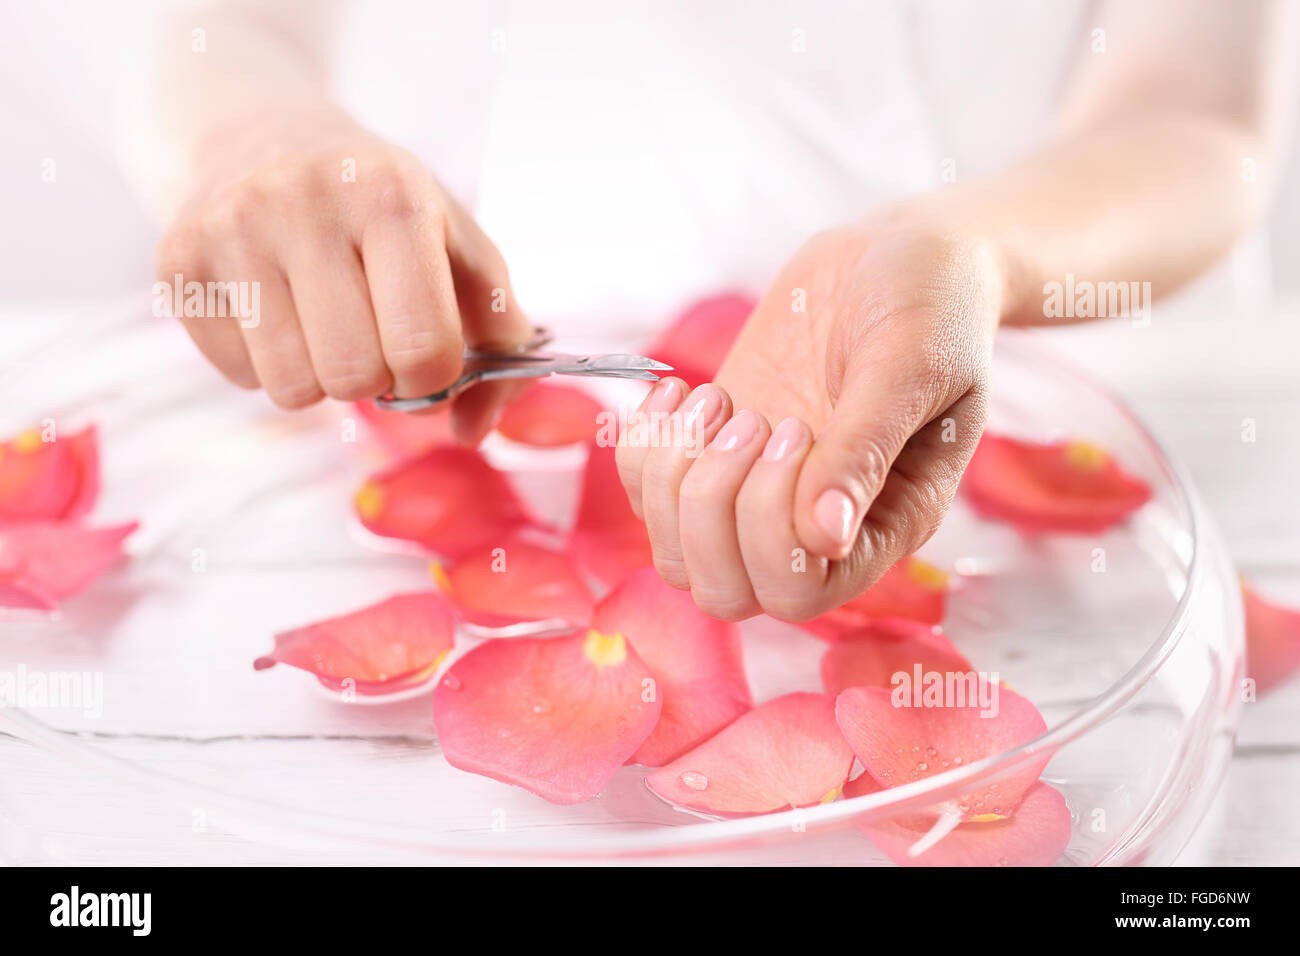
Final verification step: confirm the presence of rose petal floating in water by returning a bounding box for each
[432,532,594,630]
[799,557,949,640]
[253,592,456,695]
[593,568,751,765]
[350,401,456,458]
[433,629,661,804]
[820,618,973,697]
[495,382,604,447]
[568,443,653,589]
[846,773,1071,867]
[646,292,755,388]
[835,682,1050,819]
[1241,580,1300,696]
[0,521,136,607]
[961,433,1151,534]
[0,425,98,524]
[644,692,854,816]
[354,445,534,557]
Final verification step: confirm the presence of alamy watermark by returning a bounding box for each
[598,407,709,458]
[152,273,260,328]
[890,666,1001,718]
[0,664,103,719]
[1043,273,1151,327]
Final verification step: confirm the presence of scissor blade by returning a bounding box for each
[573,353,673,373]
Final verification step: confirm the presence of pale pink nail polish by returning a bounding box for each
[710,410,759,451]
[646,378,683,413]
[762,417,805,461]
[814,488,857,550]
[682,385,724,430]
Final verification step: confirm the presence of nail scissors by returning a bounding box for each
[373,327,672,412]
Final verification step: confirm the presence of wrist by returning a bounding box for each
[190,104,373,196]
[859,197,1019,331]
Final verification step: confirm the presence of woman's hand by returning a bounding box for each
[155,116,531,441]
[618,218,1004,621]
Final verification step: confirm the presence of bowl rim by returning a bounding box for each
[0,325,1209,860]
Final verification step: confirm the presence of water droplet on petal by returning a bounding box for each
[925,747,938,757]
[441,673,461,691]
[916,762,928,772]
[531,699,552,715]
[680,771,709,791]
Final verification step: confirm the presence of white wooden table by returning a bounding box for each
[0,295,1297,866]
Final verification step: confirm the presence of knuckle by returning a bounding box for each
[205,181,268,235]
[318,363,391,401]
[690,587,755,622]
[677,467,722,509]
[386,342,460,391]
[758,590,823,624]
[652,552,690,591]
[365,162,426,220]
[265,378,324,410]
[154,225,204,279]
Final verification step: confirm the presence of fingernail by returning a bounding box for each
[814,488,857,550]
[682,385,724,430]
[762,417,806,461]
[646,378,684,413]
[710,410,760,451]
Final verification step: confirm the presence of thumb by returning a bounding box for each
[793,349,946,562]
[441,200,535,444]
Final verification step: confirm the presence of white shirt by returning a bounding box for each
[331,0,1088,346]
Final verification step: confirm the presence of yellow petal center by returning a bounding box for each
[583,629,627,670]
[354,482,384,520]
[820,786,842,804]
[429,561,453,595]
[967,812,1009,823]
[13,429,43,454]
[905,557,949,591]
[1064,440,1109,471]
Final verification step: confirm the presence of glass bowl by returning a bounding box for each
[0,305,1244,864]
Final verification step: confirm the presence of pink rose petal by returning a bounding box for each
[820,618,973,697]
[846,773,1072,867]
[644,692,854,816]
[0,425,98,524]
[433,629,661,804]
[568,443,653,589]
[432,533,594,630]
[799,557,948,640]
[646,292,755,388]
[0,521,136,604]
[961,433,1151,534]
[0,580,57,611]
[835,683,1050,818]
[593,568,751,765]
[1242,580,1300,695]
[495,382,603,447]
[253,592,456,695]
[354,445,534,557]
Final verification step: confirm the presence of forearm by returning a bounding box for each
[124,0,360,219]
[900,113,1272,326]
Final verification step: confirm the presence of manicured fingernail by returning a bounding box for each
[682,385,724,430]
[646,378,684,413]
[814,488,857,550]
[710,410,760,451]
[762,416,806,461]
